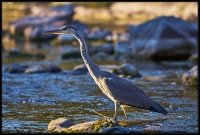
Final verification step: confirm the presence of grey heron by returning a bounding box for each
[43,25,168,120]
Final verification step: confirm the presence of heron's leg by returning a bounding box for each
[114,101,118,121]
[120,105,128,119]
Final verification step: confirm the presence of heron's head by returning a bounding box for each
[43,25,78,35]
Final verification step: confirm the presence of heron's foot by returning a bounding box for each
[105,117,118,125]
[125,114,128,119]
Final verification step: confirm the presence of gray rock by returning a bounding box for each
[6,63,29,73]
[128,16,197,60]
[25,64,62,74]
[91,44,114,54]
[48,118,74,133]
[10,4,74,37]
[100,126,130,133]
[114,41,132,55]
[113,33,131,55]
[67,121,96,132]
[112,63,141,77]
[188,52,197,63]
[182,65,198,86]
[87,27,112,40]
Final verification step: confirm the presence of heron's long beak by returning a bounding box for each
[43,29,63,34]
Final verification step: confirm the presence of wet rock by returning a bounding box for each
[10,4,74,37]
[72,64,88,75]
[25,64,62,74]
[91,44,114,54]
[59,119,118,133]
[128,16,197,61]
[182,65,198,86]
[100,126,130,133]
[112,63,141,77]
[48,118,74,133]
[5,63,29,73]
[87,27,112,40]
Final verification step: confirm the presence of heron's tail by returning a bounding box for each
[149,101,168,115]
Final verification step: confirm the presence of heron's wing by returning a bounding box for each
[101,77,168,115]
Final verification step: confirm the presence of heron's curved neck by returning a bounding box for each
[74,33,101,78]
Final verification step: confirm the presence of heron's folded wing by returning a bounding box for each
[102,77,152,109]
[102,77,168,115]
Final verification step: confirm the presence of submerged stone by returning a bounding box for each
[25,64,62,74]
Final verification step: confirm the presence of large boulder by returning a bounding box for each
[128,16,197,61]
[91,44,114,54]
[113,33,131,56]
[9,4,74,40]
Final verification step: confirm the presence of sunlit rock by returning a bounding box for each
[182,65,198,86]
[48,118,74,133]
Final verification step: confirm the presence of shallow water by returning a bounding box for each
[2,56,198,133]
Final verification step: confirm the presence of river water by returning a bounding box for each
[2,43,198,133]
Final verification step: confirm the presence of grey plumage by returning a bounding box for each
[43,25,168,120]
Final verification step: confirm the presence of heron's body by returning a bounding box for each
[44,25,168,120]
